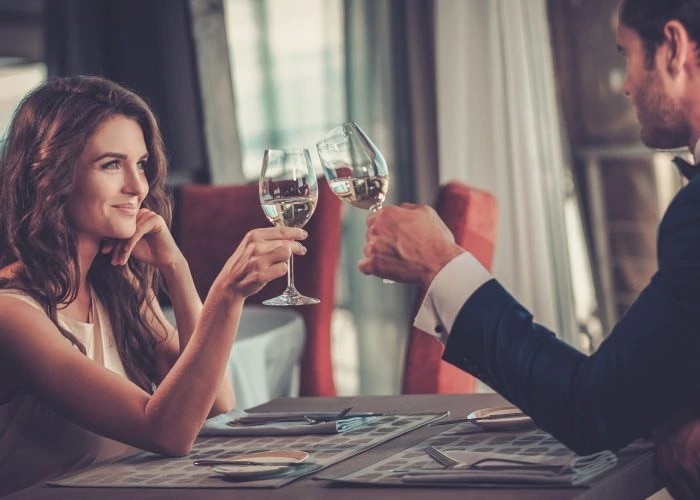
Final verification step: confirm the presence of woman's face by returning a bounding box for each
[67,114,149,247]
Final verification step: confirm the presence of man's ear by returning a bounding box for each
[663,20,692,76]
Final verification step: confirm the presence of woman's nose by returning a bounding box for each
[123,165,149,195]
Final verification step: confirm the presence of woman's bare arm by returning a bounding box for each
[1,226,307,456]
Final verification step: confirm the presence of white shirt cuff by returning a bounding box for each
[413,252,492,343]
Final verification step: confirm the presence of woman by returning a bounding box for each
[0,76,307,494]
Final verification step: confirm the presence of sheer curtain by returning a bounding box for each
[222,0,453,395]
[435,0,582,344]
[223,0,414,395]
[342,0,415,395]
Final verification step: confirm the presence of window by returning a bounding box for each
[0,62,46,140]
[223,0,344,179]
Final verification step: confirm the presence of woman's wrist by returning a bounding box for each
[206,280,246,312]
[157,254,189,280]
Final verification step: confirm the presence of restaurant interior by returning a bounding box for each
[0,0,682,498]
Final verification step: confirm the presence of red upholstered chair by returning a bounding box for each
[173,178,343,396]
[402,181,497,394]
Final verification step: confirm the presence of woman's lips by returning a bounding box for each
[113,204,138,215]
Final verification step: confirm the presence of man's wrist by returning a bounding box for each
[423,245,466,289]
[414,251,493,339]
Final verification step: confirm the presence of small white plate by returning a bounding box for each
[210,450,309,480]
[466,406,534,430]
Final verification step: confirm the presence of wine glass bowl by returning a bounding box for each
[316,122,389,213]
[259,149,320,306]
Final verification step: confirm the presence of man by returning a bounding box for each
[359,0,700,497]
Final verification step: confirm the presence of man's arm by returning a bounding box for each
[443,275,700,454]
[361,182,700,455]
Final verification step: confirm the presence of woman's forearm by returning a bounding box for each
[159,256,201,345]
[144,284,242,454]
[159,256,236,414]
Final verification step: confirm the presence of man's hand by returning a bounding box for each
[655,417,700,499]
[358,203,463,288]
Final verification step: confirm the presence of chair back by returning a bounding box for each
[173,178,343,396]
[402,181,497,394]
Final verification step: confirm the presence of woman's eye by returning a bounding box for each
[137,160,147,172]
[102,160,120,170]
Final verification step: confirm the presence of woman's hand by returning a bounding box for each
[101,209,182,270]
[214,226,307,298]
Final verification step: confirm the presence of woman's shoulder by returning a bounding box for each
[0,263,42,311]
[0,289,42,311]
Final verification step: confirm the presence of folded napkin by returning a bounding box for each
[199,409,376,437]
[433,449,617,486]
[401,469,576,486]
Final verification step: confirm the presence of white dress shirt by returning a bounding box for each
[413,252,492,343]
[416,141,700,344]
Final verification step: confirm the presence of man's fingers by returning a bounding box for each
[357,256,373,275]
[357,252,404,281]
[399,202,421,210]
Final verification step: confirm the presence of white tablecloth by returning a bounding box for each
[162,304,306,410]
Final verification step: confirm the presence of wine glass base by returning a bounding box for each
[263,290,320,306]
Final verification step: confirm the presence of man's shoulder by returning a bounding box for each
[660,178,700,226]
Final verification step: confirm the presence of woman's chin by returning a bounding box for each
[108,226,137,240]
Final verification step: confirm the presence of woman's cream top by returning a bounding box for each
[0,289,138,495]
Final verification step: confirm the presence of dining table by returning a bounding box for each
[7,393,664,499]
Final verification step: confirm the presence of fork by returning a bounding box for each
[424,446,460,468]
[423,447,565,473]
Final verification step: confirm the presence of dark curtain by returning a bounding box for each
[43,0,208,183]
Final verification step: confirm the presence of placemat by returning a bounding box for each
[318,421,653,488]
[48,412,445,489]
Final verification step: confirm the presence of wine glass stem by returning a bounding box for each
[287,254,296,291]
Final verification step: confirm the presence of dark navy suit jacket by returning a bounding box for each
[442,175,700,455]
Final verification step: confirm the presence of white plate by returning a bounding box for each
[210,450,309,480]
[466,406,534,430]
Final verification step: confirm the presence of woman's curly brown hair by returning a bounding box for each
[0,75,172,392]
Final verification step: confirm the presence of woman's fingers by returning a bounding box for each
[251,240,307,257]
[247,226,307,243]
[218,227,310,297]
[100,239,116,254]
[109,209,163,265]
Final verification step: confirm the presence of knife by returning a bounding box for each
[431,412,527,426]
[229,412,384,426]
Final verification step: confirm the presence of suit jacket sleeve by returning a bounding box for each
[443,178,700,455]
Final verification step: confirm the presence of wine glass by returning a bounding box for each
[316,122,389,213]
[259,149,320,306]
[316,122,393,283]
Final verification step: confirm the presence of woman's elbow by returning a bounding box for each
[150,435,195,457]
[210,386,236,415]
